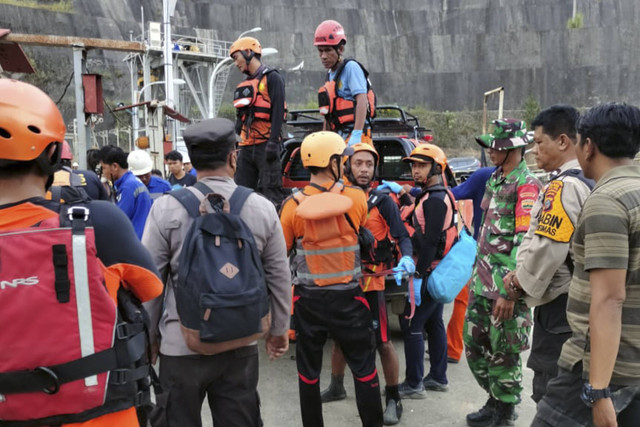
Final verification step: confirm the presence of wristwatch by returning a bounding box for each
[580,382,611,407]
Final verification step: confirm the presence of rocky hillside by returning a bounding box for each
[2,0,639,141]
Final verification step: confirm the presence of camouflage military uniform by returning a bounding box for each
[464,120,542,406]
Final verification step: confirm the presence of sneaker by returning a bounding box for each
[422,375,449,392]
[320,378,346,403]
[383,397,403,425]
[398,381,427,399]
[466,397,497,427]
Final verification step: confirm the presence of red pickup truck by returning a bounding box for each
[279,106,463,313]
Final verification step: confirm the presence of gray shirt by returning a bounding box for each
[142,176,291,356]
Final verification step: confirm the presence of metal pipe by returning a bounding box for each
[72,45,87,168]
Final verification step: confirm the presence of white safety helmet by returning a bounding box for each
[128,150,152,176]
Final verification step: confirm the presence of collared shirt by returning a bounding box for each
[558,164,640,385]
[471,159,542,299]
[142,176,291,356]
[516,159,593,307]
[114,170,152,240]
[328,60,367,100]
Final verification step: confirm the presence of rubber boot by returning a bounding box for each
[466,396,497,427]
[494,401,516,427]
[320,374,346,403]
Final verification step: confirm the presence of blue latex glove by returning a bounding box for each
[393,256,416,286]
[411,277,423,306]
[393,270,404,287]
[397,256,416,275]
[347,129,363,146]
[378,179,403,194]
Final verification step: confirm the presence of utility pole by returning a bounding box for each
[163,0,178,148]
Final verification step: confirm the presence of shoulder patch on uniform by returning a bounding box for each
[534,180,575,243]
[515,183,539,232]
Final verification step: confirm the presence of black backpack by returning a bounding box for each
[170,182,269,355]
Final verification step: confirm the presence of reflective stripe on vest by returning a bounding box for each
[292,185,362,287]
[298,244,360,256]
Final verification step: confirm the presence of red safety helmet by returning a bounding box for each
[0,79,66,162]
[61,141,73,160]
[314,20,347,46]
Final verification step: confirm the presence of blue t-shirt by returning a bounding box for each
[114,170,152,240]
[147,175,171,195]
[329,60,367,100]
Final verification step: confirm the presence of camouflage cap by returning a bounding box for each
[475,118,530,151]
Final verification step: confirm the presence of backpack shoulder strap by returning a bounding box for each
[556,168,595,190]
[367,189,386,212]
[170,187,203,218]
[229,185,253,216]
[330,58,352,83]
[350,59,370,79]
[50,185,63,203]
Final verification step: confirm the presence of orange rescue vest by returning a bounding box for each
[318,59,377,131]
[233,68,284,145]
[360,190,398,292]
[291,184,362,287]
[411,186,458,271]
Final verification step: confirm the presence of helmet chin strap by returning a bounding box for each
[241,50,254,74]
[497,149,512,168]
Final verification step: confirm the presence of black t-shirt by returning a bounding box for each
[0,197,159,273]
[73,169,109,201]
[168,173,197,188]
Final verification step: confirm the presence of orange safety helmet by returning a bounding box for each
[403,143,448,169]
[0,79,66,162]
[314,20,347,46]
[349,142,379,165]
[229,37,262,57]
[344,142,378,186]
[300,131,353,168]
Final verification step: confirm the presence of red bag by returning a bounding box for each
[0,206,151,426]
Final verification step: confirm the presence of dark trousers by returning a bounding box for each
[235,143,285,209]
[532,362,640,427]
[528,293,572,403]
[399,293,448,388]
[294,286,383,427]
[155,347,261,427]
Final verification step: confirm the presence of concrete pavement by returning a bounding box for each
[201,303,538,426]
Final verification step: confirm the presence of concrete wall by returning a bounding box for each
[2,0,639,117]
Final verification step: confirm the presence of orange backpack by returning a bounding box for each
[292,184,361,287]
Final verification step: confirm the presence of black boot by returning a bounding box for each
[320,374,346,403]
[466,396,497,427]
[494,401,516,427]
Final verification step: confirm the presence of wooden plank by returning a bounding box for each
[3,33,145,52]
